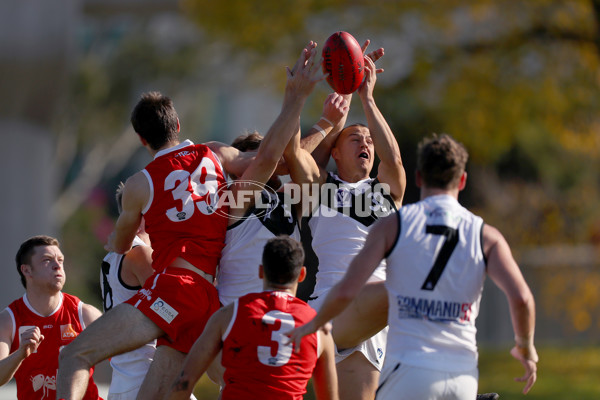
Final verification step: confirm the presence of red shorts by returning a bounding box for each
[125,267,220,353]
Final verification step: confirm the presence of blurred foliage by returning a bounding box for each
[478,346,600,398]
[58,1,600,337]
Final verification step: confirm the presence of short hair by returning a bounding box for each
[231,131,263,152]
[417,133,469,190]
[333,123,368,148]
[15,235,60,288]
[130,91,179,150]
[115,181,125,214]
[261,236,305,285]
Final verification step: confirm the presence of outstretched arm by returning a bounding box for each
[357,50,406,208]
[484,224,538,394]
[306,93,351,169]
[167,305,232,400]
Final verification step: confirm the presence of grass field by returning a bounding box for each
[191,346,600,399]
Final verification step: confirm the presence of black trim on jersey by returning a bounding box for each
[227,191,297,237]
[480,222,488,268]
[118,245,143,291]
[384,210,402,259]
[318,174,397,227]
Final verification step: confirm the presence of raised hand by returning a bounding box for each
[360,39,385,73]
[321,93,350,128]
[286,41,327,98]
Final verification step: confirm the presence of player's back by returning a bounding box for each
[221,291,318,400]
[385,194,486,372]
[142,140,228,275]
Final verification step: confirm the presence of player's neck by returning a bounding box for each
[26,289,62,317]
[148,139,181,157]
[264,284,297,296]
[420,187,459,201]
[336,168,370,183]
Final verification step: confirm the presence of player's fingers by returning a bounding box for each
[361,39,371,54]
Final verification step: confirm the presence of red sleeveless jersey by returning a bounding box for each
[7,293,101,400]
[142,140,229,276]
[221,291,319,400]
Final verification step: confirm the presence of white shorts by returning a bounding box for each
[309,296,387,371]
[376,359,478,400]
[336,326,387,371]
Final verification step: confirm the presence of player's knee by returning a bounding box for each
[59,337,94,368]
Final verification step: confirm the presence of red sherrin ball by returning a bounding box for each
[322,31,364,94]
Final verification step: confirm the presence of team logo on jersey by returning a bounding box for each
[31,373,56,399]
[60,324,78,340]
[151,298,179,324]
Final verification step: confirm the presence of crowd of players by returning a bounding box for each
[0,40,537,400]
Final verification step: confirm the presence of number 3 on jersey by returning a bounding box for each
[257,310,295,367]
[164,158,220,222]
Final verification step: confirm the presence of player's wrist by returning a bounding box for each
[515,334,538,362]
[318,117,334,127]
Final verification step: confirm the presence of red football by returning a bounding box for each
[322,31,365,94]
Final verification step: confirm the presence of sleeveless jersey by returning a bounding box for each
[216,190,300,305]
[6,293,101,400]
[100,236,156,395]
[307,172,396,299]
[221,291,319,400]
[141,140,228,276]
[385,194,486,372]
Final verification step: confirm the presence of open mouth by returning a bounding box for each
[358,152,369,159]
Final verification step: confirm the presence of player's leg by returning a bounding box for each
[333,281,388,349]
[337,352,380,400]
[135,345,186,400]
[57,303,163,400]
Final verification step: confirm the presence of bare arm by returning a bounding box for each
[357,52,406,208]
[226,42,324,220]
[81,304,103,328]
[303,93,350,160]
[106,173,148,254]
[204,141,256,178]
[311,329,339,400]
[121,244,154,287]
[167,305,232,400]
[289,214,397,348]
[484,224,538,394]
[0,310,43,386]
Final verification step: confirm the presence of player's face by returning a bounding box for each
[27,245,66,291]
[333,125,374,176]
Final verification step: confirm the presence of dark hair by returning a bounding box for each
[231,131,263,152]
[417,133,469,189]
[16,235,60,288]
[115,181,125,214]
[261,236,304,285]
[130,91,180,150]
